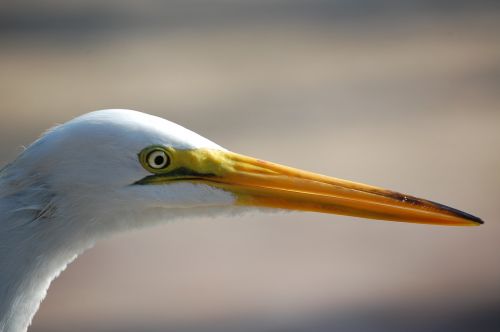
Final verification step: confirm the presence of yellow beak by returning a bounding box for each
[137,148,483,226]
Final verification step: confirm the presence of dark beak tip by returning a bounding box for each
[425,200,483,225]
[446,206,483,225]
[452,210,483,226]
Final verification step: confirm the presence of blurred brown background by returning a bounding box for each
[1,1,500,331]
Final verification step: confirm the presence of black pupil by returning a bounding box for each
[154,155,165,166]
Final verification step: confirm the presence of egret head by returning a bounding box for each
[0,109,484,332]
[6,109,482,244]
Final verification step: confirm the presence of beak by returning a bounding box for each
[139,149,483,226]
[208,152,482,226]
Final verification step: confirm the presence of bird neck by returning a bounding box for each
[0,231,80,332]
[0,173,94,332]
[0,211,88,332]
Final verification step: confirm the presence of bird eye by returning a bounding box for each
[146,149,170,170]
[138,146,173,173]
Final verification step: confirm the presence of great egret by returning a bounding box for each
[0,109,482,332]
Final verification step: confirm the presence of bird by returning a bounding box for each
[0,109,482,332]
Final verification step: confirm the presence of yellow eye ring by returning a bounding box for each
[139,146,171,173]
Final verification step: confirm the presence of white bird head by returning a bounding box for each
[0,109,482,332]
[7,109,482,242]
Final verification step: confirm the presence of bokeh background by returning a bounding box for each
[1,1,500,331]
